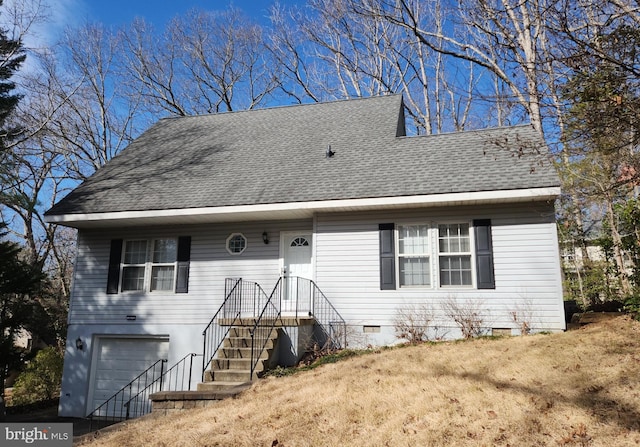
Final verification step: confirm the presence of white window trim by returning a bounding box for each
[226,232,248,255]
[121,239,148,292]
[396,223,433,289]
[436,221,475,289]
[120,238,178,293]
[394,221,477,289]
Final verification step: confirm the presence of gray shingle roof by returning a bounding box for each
[45,95,559,217]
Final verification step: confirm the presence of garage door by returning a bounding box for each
[88,337,169,416]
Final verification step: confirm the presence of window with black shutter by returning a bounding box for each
[379,223,396,290]
[473,220,495,289]
[175,236,191,293]
[106,236,191,293]
[378,219,496,290]
[106,239,123,294]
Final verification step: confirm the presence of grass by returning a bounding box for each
[264,348,375,377]
[77,316,640,446]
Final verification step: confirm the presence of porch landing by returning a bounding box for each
[217,316,316,327]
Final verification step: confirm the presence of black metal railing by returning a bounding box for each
[225,278,271,319]
[121,353,201,421]
[277,276,313,317]
[202,278,270,380]
[269,276,347,350]
[156,352,201,394]
[202,278,242,380]
[249,279,283,378]
[203,276,346,383]
[87,359,166,431]
[88,353,201,432]
[309,279,347,350]
[85,276,345,433]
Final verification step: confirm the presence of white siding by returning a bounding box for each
[61,220,312,417]
[69,204,562,334]
[69,220,312,326]
[61,203,564,416]
[314,202,564,344]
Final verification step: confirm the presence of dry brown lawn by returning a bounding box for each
[77,317,640,446]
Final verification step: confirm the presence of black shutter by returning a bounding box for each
[175,236,191,293]
[474,220,495,289]
[107,239,123,294]
[379,223,396,290]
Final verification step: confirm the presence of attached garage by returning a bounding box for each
[87,336,169,416]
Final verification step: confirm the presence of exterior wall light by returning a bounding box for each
[262,231,269,244]
[75,337,84,350]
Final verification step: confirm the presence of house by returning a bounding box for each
[45,95,564,418]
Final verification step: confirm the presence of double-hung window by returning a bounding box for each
[398,224,431,287]
[120,239,177,292]
[122,240,148,291]
[380,221,492,290]
[151,239,177,291]
[438,223,472,287]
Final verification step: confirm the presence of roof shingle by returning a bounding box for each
[45,95,559,217]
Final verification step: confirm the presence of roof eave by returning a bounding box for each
[44,187,561,229]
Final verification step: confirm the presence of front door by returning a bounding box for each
[281,232,313,314]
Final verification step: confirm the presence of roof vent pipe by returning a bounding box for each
[326,144,335,158]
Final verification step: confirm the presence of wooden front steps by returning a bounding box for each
[198,326,279,392]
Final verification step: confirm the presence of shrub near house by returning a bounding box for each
[11,347,64,406]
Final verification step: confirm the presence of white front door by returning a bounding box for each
[281,232,313,314]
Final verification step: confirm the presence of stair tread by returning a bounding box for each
[197,381,249,392]
[202,380,247,386]
[207,325,279,379]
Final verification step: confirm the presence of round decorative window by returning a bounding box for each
[226,233,247,255]
[290,237,310,247]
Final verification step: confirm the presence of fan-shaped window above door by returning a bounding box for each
[290,237,309,247]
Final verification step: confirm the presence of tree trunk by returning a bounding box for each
[606,198,632,296]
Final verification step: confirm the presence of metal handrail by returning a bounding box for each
[123,353,201,419]
[87,353,201,432]
[249,278,283,379]
[202,278,271,380]
[309,278,347,350]
[202,278,242,379]
[85,276,345,433]
[203,276,346,382]
[280,276,347,350]
[87,359,166,431]
[157,353,201,394]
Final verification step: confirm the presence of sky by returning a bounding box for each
[12,0,303,53]
[84,0,289,27]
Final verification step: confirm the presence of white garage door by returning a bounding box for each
[88,337,169,416]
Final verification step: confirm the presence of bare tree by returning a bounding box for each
[47,24,141,180]
[551,1,640,299]
[267,5,321,104]
[349,0,561,138]
[3,20,141,308]
[120,18,190,116]
[268,0,480,134]
[172,8,279,112]
[122,8,278,116]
